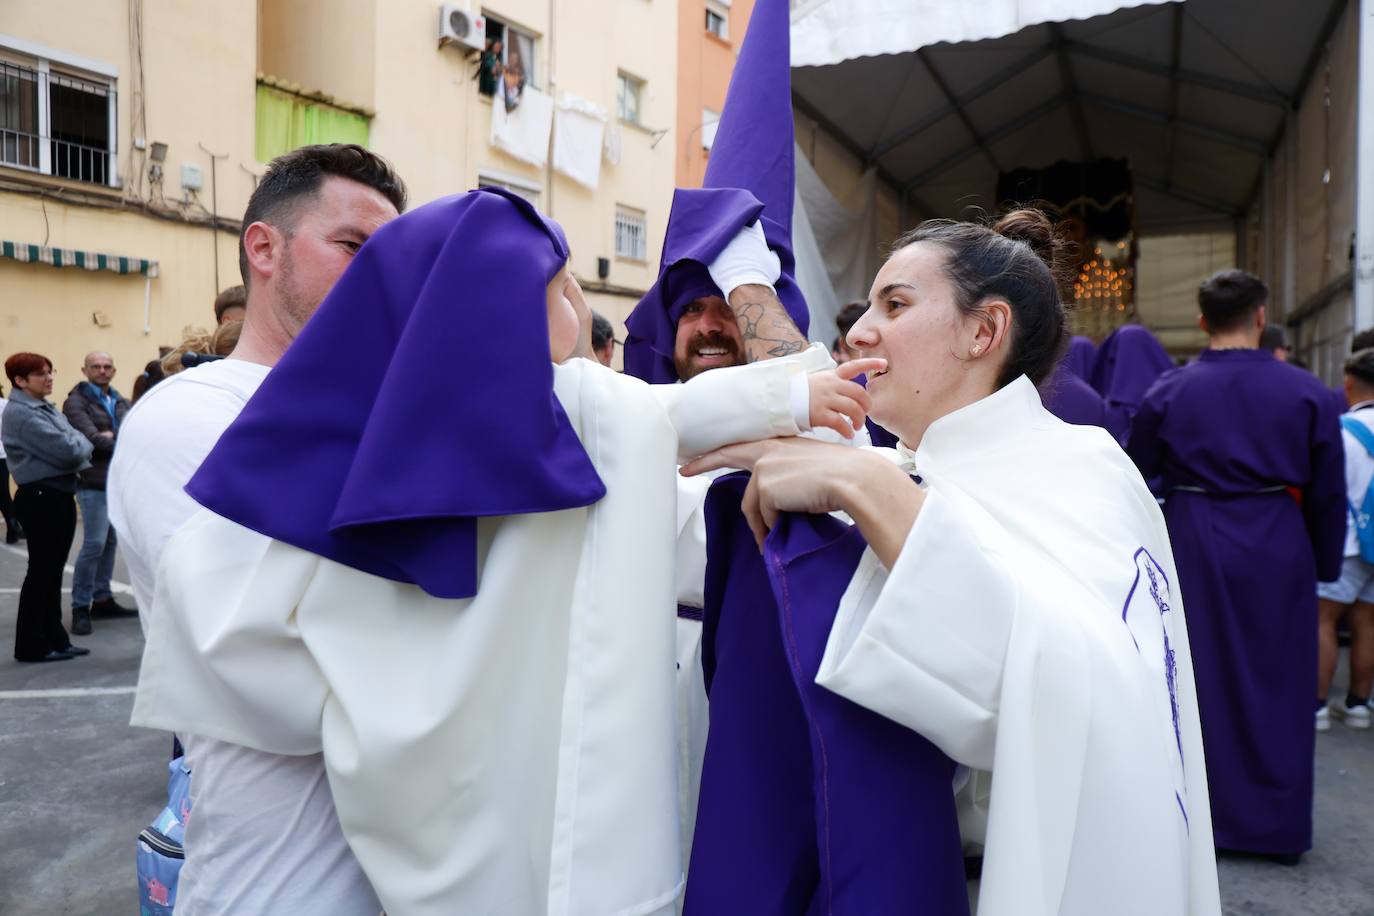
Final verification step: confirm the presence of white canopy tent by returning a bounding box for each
[788,0,1372,369]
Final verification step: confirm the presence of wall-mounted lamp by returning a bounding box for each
[148,141,168,183]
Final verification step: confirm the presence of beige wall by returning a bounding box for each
[0,0,676,384]
[0,0,257,390]
[259,0,377,109]
[675,0,754,189]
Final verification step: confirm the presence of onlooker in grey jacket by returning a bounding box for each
[2,352,92,663]
[63,351,137,635]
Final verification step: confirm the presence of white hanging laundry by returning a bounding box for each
[553,95,607,190]
[603,119,623,167]
[490,85,555,167]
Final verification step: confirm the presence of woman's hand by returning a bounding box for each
[807,358,885,439]
[682,436,924,564]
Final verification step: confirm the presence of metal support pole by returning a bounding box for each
[1283,110,1299,320]
[1356,0,1374,330]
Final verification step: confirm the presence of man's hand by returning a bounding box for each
[808,358,885,439]
[707,221,809,364]
[707,221,780,297]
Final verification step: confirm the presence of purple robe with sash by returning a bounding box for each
[1127,349,1346,856]
[686,474,968,914]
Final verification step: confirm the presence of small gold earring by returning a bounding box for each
[970,345,983,356]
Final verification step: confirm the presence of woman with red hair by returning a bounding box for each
[1,352,93,662]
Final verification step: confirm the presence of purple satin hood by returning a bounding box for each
[623,0,807,383]
[185,187,606,599]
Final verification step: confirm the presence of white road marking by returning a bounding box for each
[0,685,137,699]
[0,542,135,593]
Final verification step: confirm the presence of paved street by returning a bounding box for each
[0,536,1372,914]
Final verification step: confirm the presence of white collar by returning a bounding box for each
[895,376,1049,475]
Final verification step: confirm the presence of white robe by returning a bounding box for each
[132,351,820,916]
[815,376,1222,916]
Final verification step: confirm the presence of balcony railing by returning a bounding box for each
[0,59,117,187]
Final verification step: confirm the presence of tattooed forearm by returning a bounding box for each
[728,284,808,362]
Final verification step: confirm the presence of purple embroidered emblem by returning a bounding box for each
[1121,546,1189,831]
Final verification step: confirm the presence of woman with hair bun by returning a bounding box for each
[685,210,1221,915]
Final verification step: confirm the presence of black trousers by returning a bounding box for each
[13,483,76,660]
[0,458,16,530]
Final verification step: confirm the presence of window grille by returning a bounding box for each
[0,57,116,187]
[615,206,647,261]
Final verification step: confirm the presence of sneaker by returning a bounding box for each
[1316,705,1330,732]
[90,596,138,619]
[1331,702,1372,729]
[70,605,92,636]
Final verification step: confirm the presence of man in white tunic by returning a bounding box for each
[132,187,872,916]
[111,143,407,915]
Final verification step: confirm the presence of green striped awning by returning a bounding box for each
[1,240,159,278]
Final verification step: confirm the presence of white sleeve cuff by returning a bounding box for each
[788,369,811,430]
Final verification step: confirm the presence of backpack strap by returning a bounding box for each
[1340,415,1374,457]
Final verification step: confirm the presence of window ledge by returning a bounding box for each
[704,32,732,49]
[620,119,659,136]
[0,165,123,200]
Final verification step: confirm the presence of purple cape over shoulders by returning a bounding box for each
[1126,349,1346,855]
[623,0,807,383]
[687,473,967,915]
[185,188,605,599]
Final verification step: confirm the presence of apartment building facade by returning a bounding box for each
[0,0,678,381]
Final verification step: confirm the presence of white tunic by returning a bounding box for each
[132,352,817,916]
[815,376,1222,916]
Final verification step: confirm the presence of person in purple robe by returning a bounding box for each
[1041,365,1114,433]
[1091,323,1173,442]
[1064,334,1096,380]
[684,210,1221,915]
[1127,269,1346,862]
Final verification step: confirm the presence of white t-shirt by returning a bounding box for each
[1337,402,1374,558]
[108,359,381,916]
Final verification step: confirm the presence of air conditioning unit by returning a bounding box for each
[439,4,486,53]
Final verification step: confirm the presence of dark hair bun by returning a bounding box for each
[992,208,1059,271]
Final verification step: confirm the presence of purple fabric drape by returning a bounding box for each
[687,473,968,914]
[186,188,605,599]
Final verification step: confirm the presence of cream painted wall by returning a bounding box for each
[259,0,377,109]
[0,0,258,389]
[366,0,676,328]
[0,0,674,385]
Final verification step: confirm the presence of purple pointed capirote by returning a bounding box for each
[623,0,808,383]
[686,473,969,914]
[185,188,606,599]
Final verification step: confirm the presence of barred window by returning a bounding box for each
[1,55,116,187]
[615,206,647,261]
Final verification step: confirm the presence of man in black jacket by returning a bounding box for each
[62,351,137,635]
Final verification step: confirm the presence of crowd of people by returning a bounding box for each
[4,1,1369,913]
